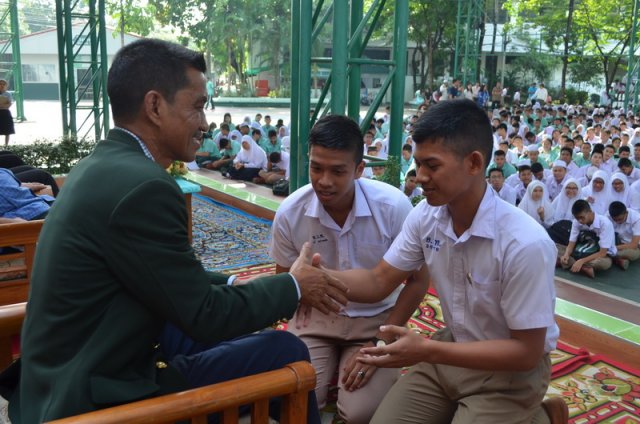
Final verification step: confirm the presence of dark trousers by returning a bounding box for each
[206,95,215,110]
[159,325,321,424]
[228,166,261,181]
[11,165,59,196]
[0,151,25,169]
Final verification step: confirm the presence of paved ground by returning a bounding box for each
[8,101,296,146]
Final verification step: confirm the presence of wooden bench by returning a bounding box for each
[0,303,316,424]
[0,220,43,306]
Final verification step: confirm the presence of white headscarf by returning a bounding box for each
[610,172,631,207]
[580,170,611,215]
[552,177,580,222]
[518,180,555,227]
[234,135,267,169]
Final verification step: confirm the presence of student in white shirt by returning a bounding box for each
[618,158,640,185]
[559,199,615,278]
[322,100,563,423]
[545,160,569,200]
[488,166,517,205]
[269,115,428,424]
[518,180,555,228]
[551,178,581,223]
[608,201,640,264]
[581,170,611,215]
[257,151,290,184]
[610,172,631,207]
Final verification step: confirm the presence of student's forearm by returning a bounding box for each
[331,263,412,304]
[563,241,577,257]
[578,248,608,264]
[377,267,429,341]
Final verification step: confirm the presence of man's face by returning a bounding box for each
[255,114,262,122]
[552,166,566,182]
[534,170,544,180]
[528,150,539,162]
[270,135,278,145]
[604,147,614,161]
[413,140,475,207]
[488,171,504,190]
[309,145,363,213]
[252,132,261,142]
[494,155,505,167]
[581,143,591,156]
[621,165,633,175]
[156,67,208,165]
[519,169,533,186]
[634,145,640,161]
[364,133,373,146]
[405,176,417,192]
[611,211,628,225]
[240,126,249,135]
[560,150,572,163]
[575,210,594,226]
[265,116,271,125]
[591,153,603,166]
[401,149,412,161]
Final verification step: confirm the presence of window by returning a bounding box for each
[21,64,56,82]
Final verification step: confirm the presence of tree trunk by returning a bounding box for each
[412,47,419,91]
[560,0,575,102]
[427,44,435,89]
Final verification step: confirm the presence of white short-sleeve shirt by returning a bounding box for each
[569,213,617,256]
[383,184,559,353]
[269,178,413,317]
[610,208,640,246]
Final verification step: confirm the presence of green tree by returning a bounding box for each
[106,0,157,46]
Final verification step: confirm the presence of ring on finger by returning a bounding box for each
[357,370,365,378]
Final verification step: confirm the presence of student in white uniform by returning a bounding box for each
[558,199,615,278]
[581,170,611,215]
[608,201,640,264]
[518,180,555,228]
[610,172,631,207]
[269,115,428,424]
[551,178,581,223]
[545,160,569,200]
[321,100,564,423]
[488,166,517,205]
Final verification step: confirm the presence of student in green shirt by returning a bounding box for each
[574,142,592,168]
[206,138,240,172]
[486,150,517,178]
[195,134,221,166]
[260,129,282,156]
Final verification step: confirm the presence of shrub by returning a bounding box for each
[6,136,97,174]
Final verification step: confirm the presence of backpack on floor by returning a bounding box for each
[272,179,289,197]
[572,230,600,260]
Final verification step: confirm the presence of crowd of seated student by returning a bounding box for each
[482,102,640,278]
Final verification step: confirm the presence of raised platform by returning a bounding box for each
[184,170,640,368]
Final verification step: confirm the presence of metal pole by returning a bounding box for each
[55,0,69,137]
[9,0,25,121]
[298,0,312,188]
[348,0,363,121]
[454,0,463,81]
[331,0,348,115]
[625,0,639,111]
[64,0,77,137]
[290,0,301,191]
[99,0,110,136]
[388,0,408,168]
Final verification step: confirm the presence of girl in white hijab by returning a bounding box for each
[519,180,555,227]
[227,135,267,181]
[551,178,580,223]
[581,170,611,215]
[610,172,631,207]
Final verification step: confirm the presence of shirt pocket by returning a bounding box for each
[466,276,501,318]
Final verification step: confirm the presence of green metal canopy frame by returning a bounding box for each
[289,0,409,191]
[0,0,25,121]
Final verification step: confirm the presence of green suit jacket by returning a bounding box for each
[10,129,299,423]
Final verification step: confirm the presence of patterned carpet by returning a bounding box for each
[194,198,640,424]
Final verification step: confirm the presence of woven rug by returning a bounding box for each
[197,200,640,423]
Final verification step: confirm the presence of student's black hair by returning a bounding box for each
[560,146,573,156]
[405,169,417,178]
[591,149,603,157]
[619,145,632,154]
[268,129,277,137]
[497,122,508,132]
[251,129,261,137]
[571,199,591,216]
[488,167,504,177]
[604,144,615,151]
[493,149,506,157]
[308,115,364,164]
[608,201,627,218]
[592,143,605,154]
[220,123,230,131]
[618,157,632,168]
[531,162,544,173]
[402,144,412,153]
[264,115,271,119]
[219,138,230,149]
[412,99,492,167]
[518,164,532,173]
[269,152,281,163]
[108,38,206,124]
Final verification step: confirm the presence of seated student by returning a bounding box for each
[0,168,52,221]
[545,160,569,200]
[518,180,555,228]
[551,178,581,223]
[601,144,618,175]
[257,151,290,184]
[531,161,550,182]
[486,149,516,178]
[260,129,282,156]
[226,135,267,181]
[401,169,422,200]
[207,137,241,172]
[212,123,231,147]
[194,123,222,166]
[525,144,549,169]
[609,201,640,265]
[581,170,611,215]
[618,157,640,185]
[400,143,413,176]
[512,162,533,203]
[559,146,580,178]
[610,172,631,207]
[559,199,615,278]
[0,151,25,169]
[488,166,516,205]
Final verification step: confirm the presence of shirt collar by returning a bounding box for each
[113,127,155,162]
[305,179,371,219]
[434,183,496,242]
[590,214,603,229]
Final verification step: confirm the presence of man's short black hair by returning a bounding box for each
[268,129,277,137]
[560,147,573,156]
[108,38,206,123]
[269,152,281,163]
[219,138,230,149]
[412,99,493,168]
[488,167,504,177]
[619,145,631,154]
[493,149,506,157]
[252,129,261,137]
[609,201,627,218]
[531,162,544,173]
[309,115,364,164]
[618,157,632,168]
[518,164,532,173]
[402,144,412,153]
[405,169,417,178]
[572,199,591,216]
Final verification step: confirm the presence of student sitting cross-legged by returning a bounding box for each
[608,201,640,267]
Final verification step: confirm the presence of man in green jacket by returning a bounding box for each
[8,39,346,423]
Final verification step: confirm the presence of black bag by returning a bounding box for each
[572,230,600,260]
[272,179,289,196]
[547,220,572,246]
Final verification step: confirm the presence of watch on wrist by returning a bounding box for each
[370,336,387,347]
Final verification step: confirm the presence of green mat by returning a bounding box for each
[555,265,640,303]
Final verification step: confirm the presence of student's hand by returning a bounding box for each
[341,344,377,391]
[21,182,47,192]
[34,185,53,197]
[560,254,570,266]
[357,325,427,368]
[290,242,348,315]
[234,163,243,170]
[587,196,595,204]
[570,259,584,273]
[537,206,544,219]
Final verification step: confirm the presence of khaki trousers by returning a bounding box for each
[556,244,612,271]
[371,328,551,424]
[288,309,399,424]
[617,248,640,261]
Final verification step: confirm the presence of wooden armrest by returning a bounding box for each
[49,360,316,424]
[0,220,44,305]
[0,220,44,246]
